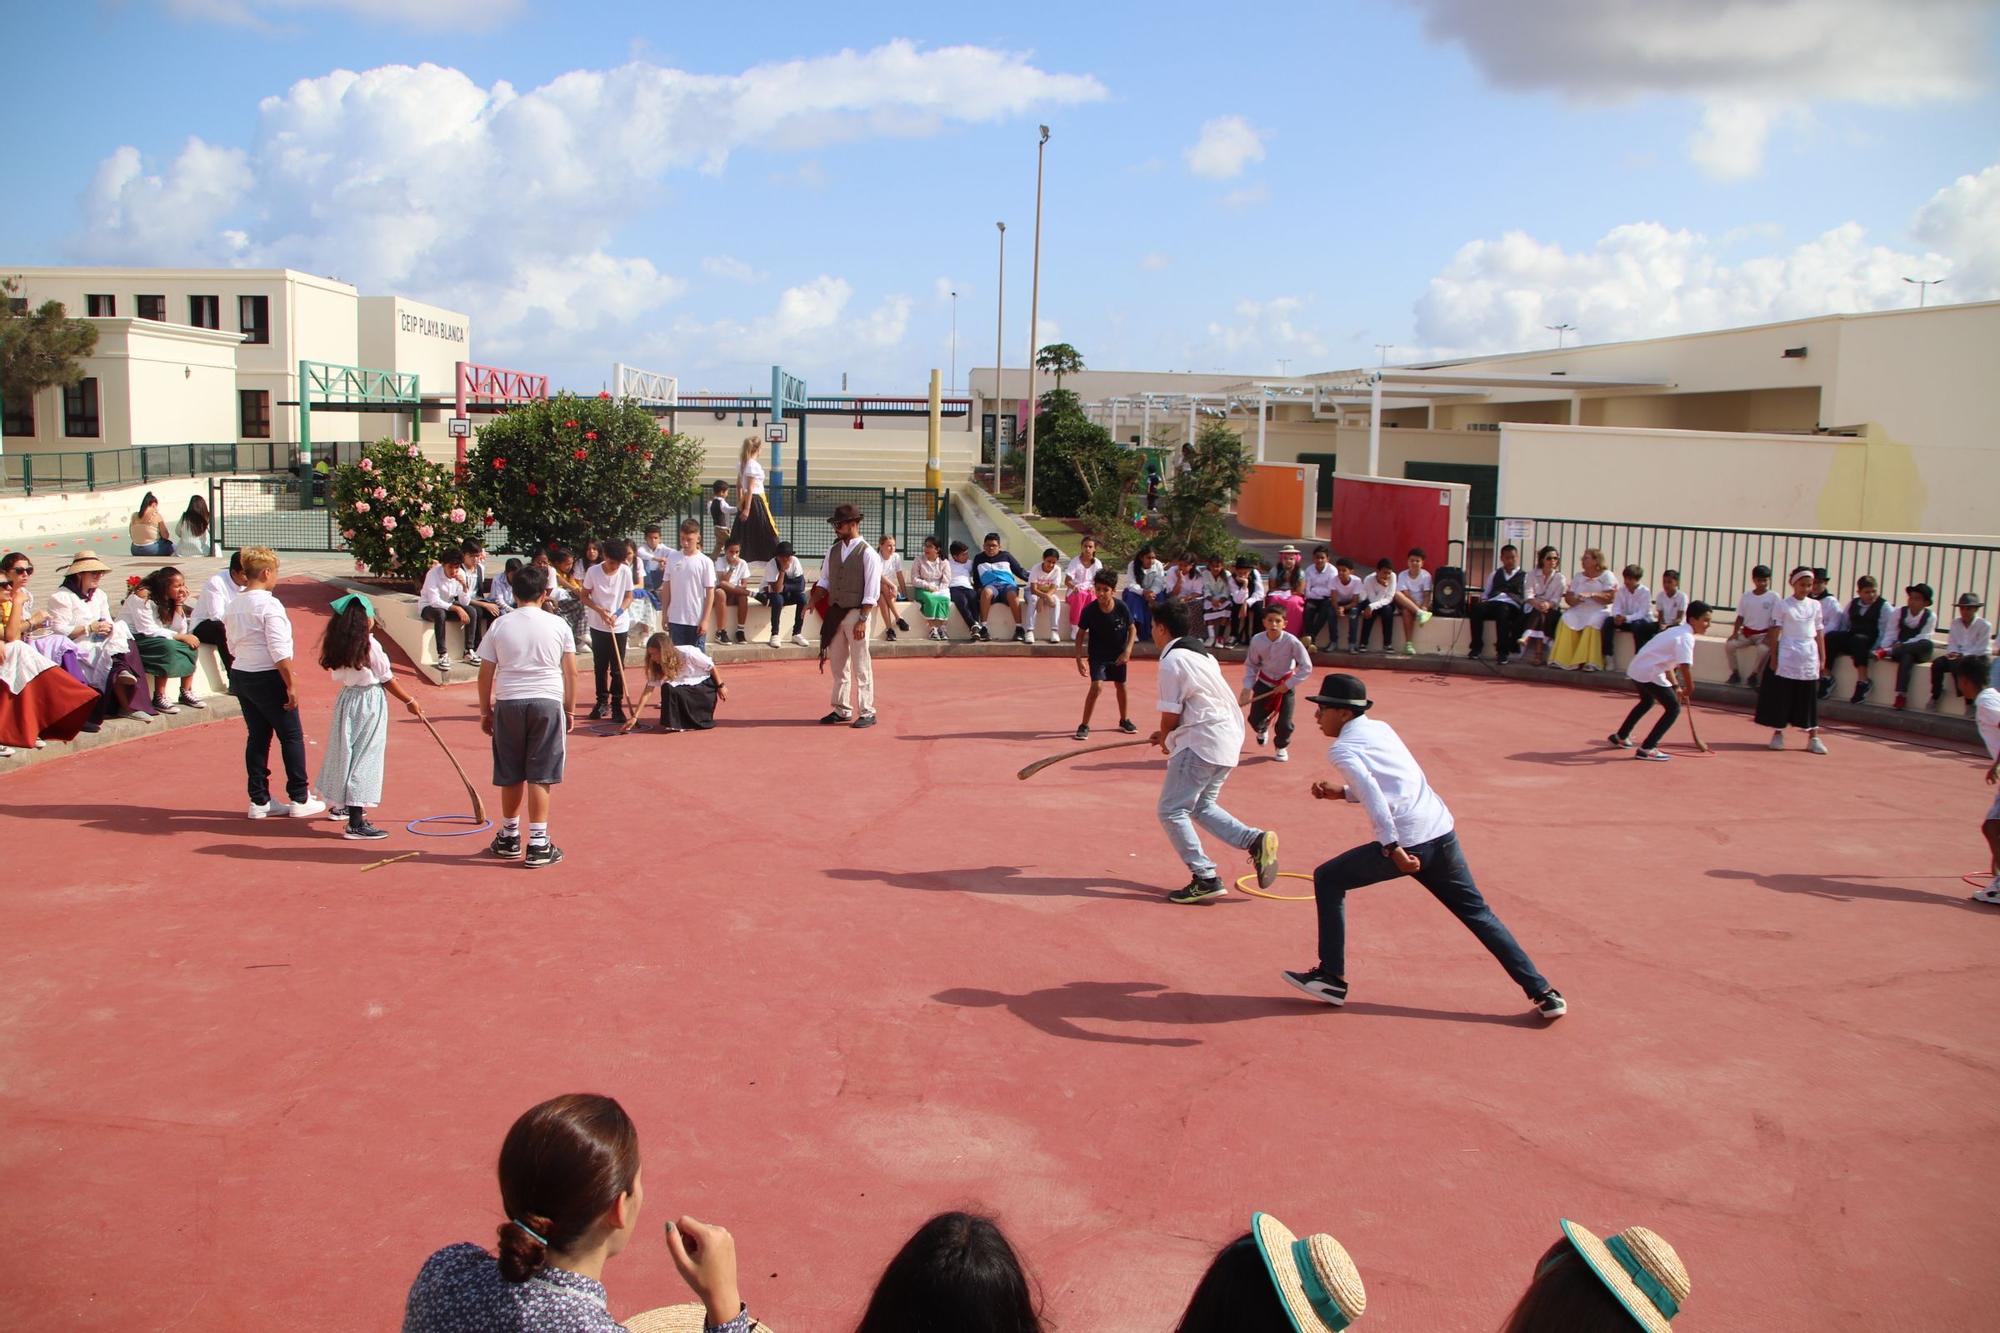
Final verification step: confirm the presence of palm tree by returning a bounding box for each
[1035,342,1084,392]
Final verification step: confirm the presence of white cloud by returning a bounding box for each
[1402,0,1995,178]
[70,45,1106,358]
[702,255,762,282]
[1139,252,1171,271]
[1410,164,2000,356]
[1222,182,1271,211]
[164,0,522,30]
[767,160,830,190]
[1184,115,1266,180]
[664,276,913,386]
[1198,297,1328,367]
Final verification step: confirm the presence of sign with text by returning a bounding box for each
[1501,518,1533,546]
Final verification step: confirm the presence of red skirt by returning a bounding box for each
[0,644,100,747]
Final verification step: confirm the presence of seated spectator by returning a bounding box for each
[713,537,753,644]
[1393,548,1435,656]
[1166,552,1202,610]
[1655,569,1687,630]
[1264,545,1307,638]
[1064,535,1104,641]
[1551,548,1616,671]
[400,1093,760,1333]
[624,632,726,733]
[909,536,954,641]
[1,551,83,678]
[490,558,525,612]
[972,532,1031,643]
[1521,546,1566,667]
[757,540,809,647]
[1825,574,1886,702]
[120,566,204,713]
[462,538,506,625]
[1123,545,1171,641]
[1876,582,1938,711]
[1299,547,1340,650]
[0,566,99,756]
[46,552,155,728]
[1605,563,1657,666]
[1200,554,1234,646]
[1808,568,1841,698]
[174,495,215,559]
[1024,547,1066,644]
[853,1211,1043,1333]
[418,547,486,671]
[128,492,176,557]
[1932,594,1993,709]
[874,535,912,641]
[1468,543,1526,664]
[1175,1212,1365,1333]
[1329,557,1367,651]
[1723,565,1779,686]
[543,546,590,645]
[1356,559,1399,652]
[947,540,981,637]
[1228,555,1265,648]
[1498,1219,1689,1333]
[191,551,246,672]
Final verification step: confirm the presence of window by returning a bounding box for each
[86,294,116,317]
[238,294,269,344]
[189,295,219,329]
[137,294,166,321]
[2,392,32,437]
[239,388,271,439]
[63,378,100,438]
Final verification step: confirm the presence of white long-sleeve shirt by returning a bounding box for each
[1945,615,1993,656]
[1526,568,1566,607]
[1241,631,1313,690]
[1327,715,1454,848]
[1880,605,1936,650]
[119,595,189,638]
[1609,582,1654,622]
[1302,563,1342,599]
[815,537,884,605]
[223,588,295,672]
[192,570,242,625]
[418,564,473,612]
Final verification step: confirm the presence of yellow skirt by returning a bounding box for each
[1551,623,1604,668]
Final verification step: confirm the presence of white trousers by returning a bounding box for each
[828,609,874,717]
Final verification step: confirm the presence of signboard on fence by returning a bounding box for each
[1501,518,1532,547]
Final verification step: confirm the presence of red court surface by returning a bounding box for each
[3,582,1997,1330]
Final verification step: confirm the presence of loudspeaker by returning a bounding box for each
[1432,566,1467,617]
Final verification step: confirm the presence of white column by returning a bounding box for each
[1186,397,1196,446]
[1255,392,1267,463]
[1569,393,1582,424]
[1367,374,1383,476]
[1142,397,1152,445]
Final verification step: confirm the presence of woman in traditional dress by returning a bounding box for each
[1264,544,1308,638]
[120,566,205,713]
[1551,547,1617,671]
[45,552,155,726]
[0,569,99,756]
[731,436,781,563]
[0,551,83,678]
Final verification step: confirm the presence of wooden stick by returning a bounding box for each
[360,851,421,874]
[1685,699,1713,754]
[417,714,488,820]
[1017,685,1291,781]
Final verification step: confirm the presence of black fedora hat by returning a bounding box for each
[1304,672,1373,712]
[827,503,865,527]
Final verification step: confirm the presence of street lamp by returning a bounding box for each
[1374,343,1395,367]
[950,289,958,391]
[1545,322,1575,349]
[1903,276,1945,307]
[993,222,1005,488]
[1023,123,1050,518]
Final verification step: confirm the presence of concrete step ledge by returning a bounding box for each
[0,689,243,775]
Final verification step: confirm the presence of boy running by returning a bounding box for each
[1073,570,1138,740]
[1240,604,1313,762]
[1282,672,1566,1019]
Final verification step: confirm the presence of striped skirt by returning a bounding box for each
[317,683,389,810]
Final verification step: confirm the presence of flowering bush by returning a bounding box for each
[330,438,482,579]
[467,391,703,552]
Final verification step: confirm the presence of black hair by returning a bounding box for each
[1335,555,1354,569]
[1686,600,1713,620]
[711,479,729,493]
[179,494,211,537]
[1375,558,1394,571]
[502,557,523,575]
[775,540,796,559]
[950,540,970,558]
[1537,545,1560,563]
[1751,564,1772,579]
[1499,1238,1630,1332]
[1312,545,1329,556]
[983,532,1002,545]
[140,565,186,618]
[601,538,629,563]
[1407,547,1425,559]
[136,491,160,516]
[1042,548,1059,559]
[228,549,244,575]
[1129,545,1155,579]
[461,537,485,557]
[1857,575,1878,589]
[318,600,374,671]
[547,544,573,568]
[1153,598,1193,638]
[1500,544,1518,555]
[1662,568,1679,581]
[510,563,550,602]
[437,546,463,566]
[1093,569,1118,588]
[853,1212,1042,1333]
[1174,1233,1289,1333]
[1956,654,1993,688]
[1,550,26,574]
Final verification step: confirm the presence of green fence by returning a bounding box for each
[1,443,289,495]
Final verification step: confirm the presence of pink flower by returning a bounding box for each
[359,458,375,473]
[355,560,368,573]
[372,486,387,499]
[342,529,355,539]
[419,501,431,513]
[382,516,398,530]
[583,430,598,441]
[407,445,420,457]
[354,500,370,513]
[448,507,466,523]
[417,524,434,539]
[597,391,610,400]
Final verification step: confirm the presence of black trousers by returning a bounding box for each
[1358,604,1394,649]
[192,617,233,669]
[1889,638,1933,693]
[232,667,308,805]
[421,604,489,657]
[1301,597,1332,648]
[590,629,629,706]
[1616,680,1681,751]
[1248,686,1297,748]
[1825,629,1874,673]
[1605,619,1659,663]
[1468,600,1524,657]
[949,585,981,630]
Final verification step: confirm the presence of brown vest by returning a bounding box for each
[828,539,869,607]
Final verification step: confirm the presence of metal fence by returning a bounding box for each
[1463,515,2000,619]
[0,442,294,494]
[214,476,338,552]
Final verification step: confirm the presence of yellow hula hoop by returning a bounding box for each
[1235,870,1315,901]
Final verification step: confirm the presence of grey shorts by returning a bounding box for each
[491,698,567,787]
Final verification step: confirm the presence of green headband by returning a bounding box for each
[329,592,377,619]
[1290,1238,1352,1331]
[1605,1233,1679,1320]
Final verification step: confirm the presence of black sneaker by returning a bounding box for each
[896,616,910,632]
[587,702,608,721]
[610,708,629,726]
[343,819,390,841]
[820,710,852,725]
[1534,988,1568,1020]
[733,629,746,644]
[1725,671,1742,685]
[1168,876,1227,904]
[850,714,877,730]
[1012,627,1029,643]
[885,629,897,641]
[975,625,991,642]
[1746,673,1761,690]
[1853,680,1872,703]
[524,840,564,869]
[1248,829,1280,890]
[1074,724,1089,740]
[1119,718,1138,733]
[1281,967,1347,1006]
[1606,732,1633,749]
[489,831,522,859]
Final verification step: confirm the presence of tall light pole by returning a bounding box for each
[950,289,958,391]
[1903,276,1945,307]
[1023,123,1050,518]
[1545,322,1575,349]
[993,222,1005,488]
[1374,342,1394,367]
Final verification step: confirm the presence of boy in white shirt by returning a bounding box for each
[1931,594,1994,709]
[1330,557,1368,651]
[1654,569,1687,630]
[712,536,752,645]
[223,546,326,820]
[580,538,635,724]
[1725,564,1779,686]
[1393,547,1436,657]
[1950,655,2000,903]
[191,550,246,670]
[661,518,716,649]
[1240,604,1313,761]
[1605,563,1657,667]
[1607,602,1713,761]
[1282,672,1565,1020]
[1358,559,1400,653]
[1300,547,1341,650]
[417,547,484,670]
[874,534,913,642]
[1023,546,1066,644]
[945,539,980,639]
[478,563,577,869]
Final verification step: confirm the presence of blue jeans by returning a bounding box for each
[130,538,176,557]
[667,621,706,650]
[1156,749,1257,879]
[1312,830,1550,999]
[1122,588,1153,641]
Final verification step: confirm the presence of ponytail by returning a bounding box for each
[493,1094,640,1283]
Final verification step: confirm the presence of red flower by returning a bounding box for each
[641,452,653,463]
[573,448,587,460]
[483,515,495,526]
[597,391,610,400]
[526,482,539,496]
[563,419,579,429]
[492,458,507,470]
[583,431,598,441]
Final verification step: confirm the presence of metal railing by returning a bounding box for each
[1462,515,2000,620]
[670,486,951,552]
[0,442,292,494]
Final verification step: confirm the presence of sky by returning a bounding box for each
[3,0,1997,395]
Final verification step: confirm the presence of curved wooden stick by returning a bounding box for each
[418,714,488,821]
[1017,736,1156,780]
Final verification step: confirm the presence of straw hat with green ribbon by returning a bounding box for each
[623,1305,776,1333]
[1558,1219,1689,1333]
[1251,1211,1367,1332]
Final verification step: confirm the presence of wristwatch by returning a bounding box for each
[1380,842,1403,857]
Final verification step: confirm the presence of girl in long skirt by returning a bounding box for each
[120,566,205,713]
[316,593,423,840]
[0,573,98,755]
[46,552,156,727]
[1755,566,1829,754]
[621,632,727,733]
[731,435,781,563]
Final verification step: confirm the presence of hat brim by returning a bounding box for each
[1252,1211,1365,1333]
[624,1305,777,1333]
[1560,1220,1673,1333]
[63,559,113,575]
[1303,694,1371,711]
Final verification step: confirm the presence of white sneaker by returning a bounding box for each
[1274,747,1290,762]
[1806,734,1827,755]
[790,633,809,647]
[1768,730,1785,750]
[1254,729,1267,746]
[1047,632,1062,644]
[767,633,779,646]
[248,801,274,818]
[464,651,481,664]
[288,796,329,819]
[435,658,451,672]
[0,745,13,758]
[1974,883,2000,906]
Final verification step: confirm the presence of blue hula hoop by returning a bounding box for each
[407,814,495,837]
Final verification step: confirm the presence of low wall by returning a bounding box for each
[1236,462,1316,539]
[0,474,225,546]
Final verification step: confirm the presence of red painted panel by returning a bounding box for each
[1328,477,1450,566]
